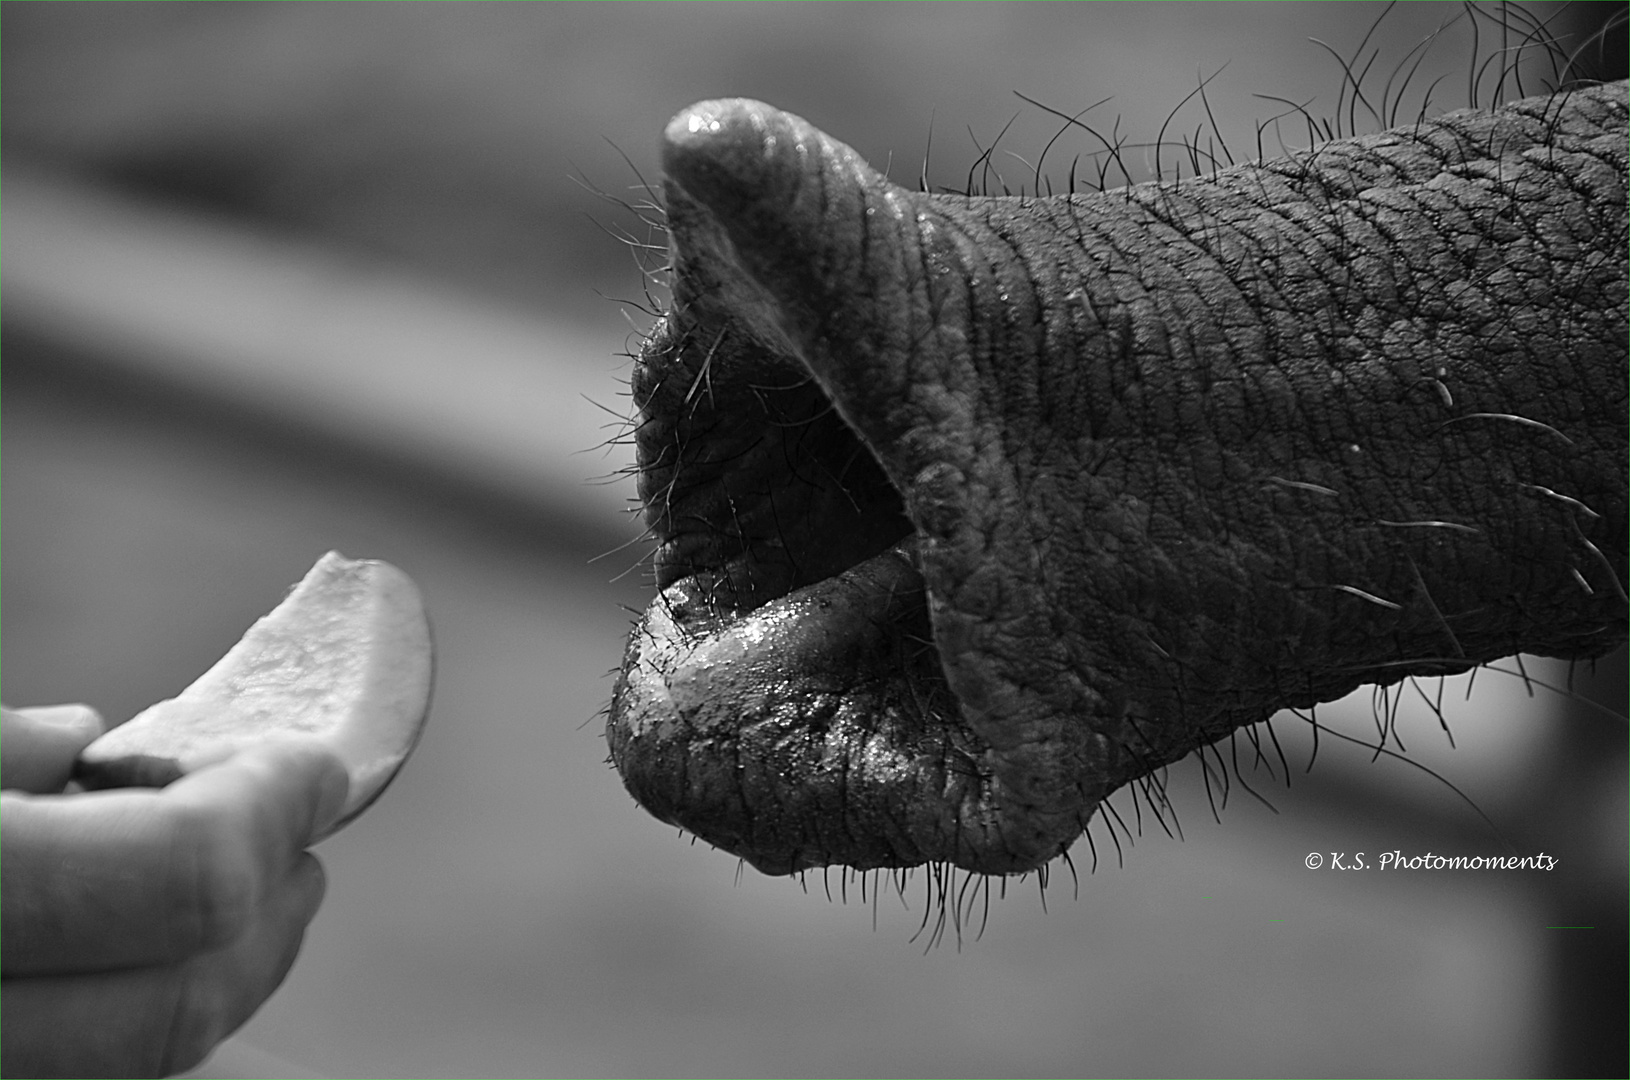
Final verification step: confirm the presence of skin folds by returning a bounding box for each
[608,81,1628,876]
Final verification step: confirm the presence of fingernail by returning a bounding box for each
[312,756,351,839]
[26,703,105,739]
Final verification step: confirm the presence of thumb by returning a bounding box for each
[1,704,107,793]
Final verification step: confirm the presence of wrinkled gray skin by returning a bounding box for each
[608,81,1628,877]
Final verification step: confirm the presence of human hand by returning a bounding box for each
[1,704,348,1078]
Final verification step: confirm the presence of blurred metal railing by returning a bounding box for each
[3,161,639,541]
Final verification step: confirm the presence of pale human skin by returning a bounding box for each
[1,704,348,1078]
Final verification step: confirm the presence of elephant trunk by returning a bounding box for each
[609,82,1628,875]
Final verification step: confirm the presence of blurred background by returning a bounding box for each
[4,3,1624,1077]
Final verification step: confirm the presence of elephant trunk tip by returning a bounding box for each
[662,99,812,217]
[660,98,888,255]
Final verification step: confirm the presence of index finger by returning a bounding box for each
[0,738,348,976]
